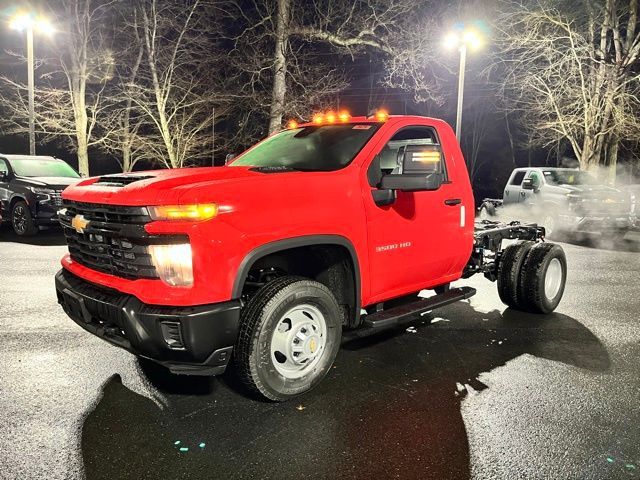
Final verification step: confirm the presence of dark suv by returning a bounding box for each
[0,155,80,236]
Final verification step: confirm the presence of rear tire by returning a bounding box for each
[235,276,342,401]
[518,243,567,314]
[12,201,38,236]
[497,241,535,309]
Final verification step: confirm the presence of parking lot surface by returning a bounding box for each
[0,229,638,479]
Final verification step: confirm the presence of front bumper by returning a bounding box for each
[55,269,241,375]
[558,213,637,233]
[33,200,62,226]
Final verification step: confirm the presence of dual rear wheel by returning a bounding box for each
[497,241,567,314]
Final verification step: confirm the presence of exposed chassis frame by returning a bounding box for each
[464,220,546,281]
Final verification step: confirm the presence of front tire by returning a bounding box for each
[12,201,38,236]
[235,276,342,401]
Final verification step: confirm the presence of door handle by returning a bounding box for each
[444,198,462,206]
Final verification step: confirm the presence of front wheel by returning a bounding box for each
[12,201,38,236]
[235,276,342,401]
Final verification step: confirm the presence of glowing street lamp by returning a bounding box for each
[9,12,55,155]
[444,26,484,142]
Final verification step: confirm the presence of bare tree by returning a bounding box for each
[494,0,640,176]
[120,0,231,169]
[0,0,115,175]
[226,0,414,135]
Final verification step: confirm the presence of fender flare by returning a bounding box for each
[232,234,361,321]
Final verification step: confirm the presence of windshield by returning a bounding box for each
[9,157,80,178]
[230,124,379,171]
[543,170,597,186]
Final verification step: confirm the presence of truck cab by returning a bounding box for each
[55,114,566,401]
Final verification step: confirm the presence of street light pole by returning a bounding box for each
[26,25,35,155]
[444,25,483,144]
[10,13,54,156]
[455,43,467,143]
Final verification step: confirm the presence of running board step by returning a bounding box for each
[344,287,476,341]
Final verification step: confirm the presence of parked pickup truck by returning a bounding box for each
[55,114,567,401]
[479,167,637,238]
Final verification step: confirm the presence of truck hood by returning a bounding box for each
[559,184,621,195]
[16,176,81,190]
[61,166,298,205]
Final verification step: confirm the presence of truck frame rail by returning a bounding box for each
[464,220,546,280]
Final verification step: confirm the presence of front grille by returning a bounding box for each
[59,201,160,279]
[49,190,63,207]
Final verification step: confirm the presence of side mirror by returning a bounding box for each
[225,153,236,165]
[379,144,444,192]
[522,178,539,191]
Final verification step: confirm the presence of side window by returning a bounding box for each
[367,126,445,187]
[511,171,526,186]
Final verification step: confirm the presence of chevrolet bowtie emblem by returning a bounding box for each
[71,214,89,234]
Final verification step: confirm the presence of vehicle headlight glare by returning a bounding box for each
[148,243,193,287]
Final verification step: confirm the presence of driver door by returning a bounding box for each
[363,125,462,303]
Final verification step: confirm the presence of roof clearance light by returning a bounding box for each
[326,111,337,123]
[286,120,298,129]
[338,111,351,122]
[375,109,389,122]
[149,204,219,221]
[312,114,324,124]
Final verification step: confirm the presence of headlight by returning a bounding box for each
[29,187,54,194]
[149,204,218,221]
[29,187,55,200]
[148,243,193,287]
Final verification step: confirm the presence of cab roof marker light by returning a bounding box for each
[375,109,389,122]
[286,120,298,129]
[338,111,351,122]
[312,114,324,124]
[326,111,337,123]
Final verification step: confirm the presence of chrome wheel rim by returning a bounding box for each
[544,258,563,300]
[13,205,27,234]
[270,304,327,379]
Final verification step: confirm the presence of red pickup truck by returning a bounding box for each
[55,114,567,400]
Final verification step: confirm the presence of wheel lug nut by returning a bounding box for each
[294,338,300,344]
[301,328,307,334]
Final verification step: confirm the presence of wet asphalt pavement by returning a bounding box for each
[0,228,639,480]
